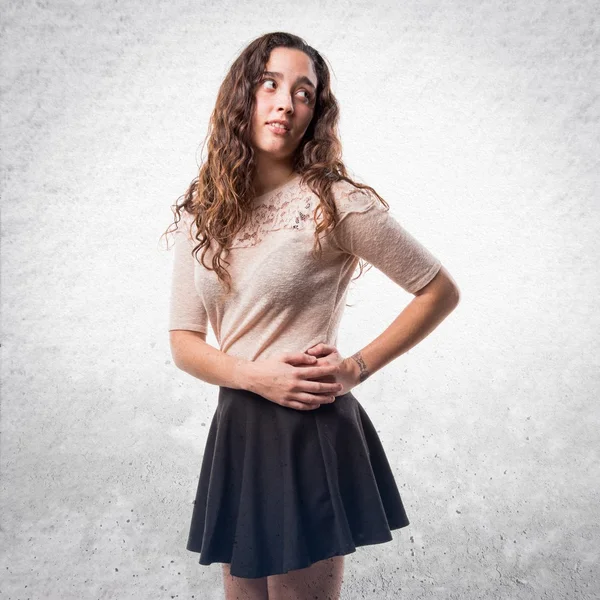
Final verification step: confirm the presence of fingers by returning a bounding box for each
[302,380,343,395]
[305,343,336,354]
[301,363,340,378]
[286,380,342,408]
[289,402,321,411]
[306,342,333,352]
[283,352,318,366]
[284,394,337,411]
[279,383,340,410]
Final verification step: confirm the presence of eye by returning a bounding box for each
[298,89,312,102]
[261,78,276,90]
[260,78,313,103]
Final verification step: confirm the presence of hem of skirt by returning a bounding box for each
[186,520,410,579]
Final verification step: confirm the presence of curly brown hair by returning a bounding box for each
[161,31,389,295]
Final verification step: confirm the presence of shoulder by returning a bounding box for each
[171,208,199,246]
[329,178,381,216]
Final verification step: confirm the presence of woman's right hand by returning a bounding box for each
[248,351,343,411]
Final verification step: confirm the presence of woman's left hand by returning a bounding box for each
[303,342,359,396]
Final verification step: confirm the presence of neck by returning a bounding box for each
[252,157,295,197]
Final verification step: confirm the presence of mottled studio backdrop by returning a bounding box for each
[1,1,598,599]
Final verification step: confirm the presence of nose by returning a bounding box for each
[275,89,294,114]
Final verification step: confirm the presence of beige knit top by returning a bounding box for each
[168,173,442,362]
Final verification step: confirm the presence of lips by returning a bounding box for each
[266,120,290,131]
[266,122,290,136]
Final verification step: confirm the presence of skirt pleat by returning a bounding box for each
[186,386,410,579]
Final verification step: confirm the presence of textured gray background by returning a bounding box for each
[1,1,599,599]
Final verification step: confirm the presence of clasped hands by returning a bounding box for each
[249,342,359,411]
[302,342,359,398]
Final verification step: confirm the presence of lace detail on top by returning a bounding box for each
[229,179,380,249]
[231,186,317,248]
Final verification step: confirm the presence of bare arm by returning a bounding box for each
[345,265,460,384]
[169,330,253,390]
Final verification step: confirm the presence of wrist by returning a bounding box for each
[347,351,370,385]
[343,356,361,387]
[233,359,257,392]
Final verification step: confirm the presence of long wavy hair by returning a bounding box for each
[161,31,389,295]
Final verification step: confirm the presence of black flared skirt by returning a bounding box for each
[186,386,410,579]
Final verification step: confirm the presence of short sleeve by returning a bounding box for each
[168,212,209,333]
[331,186,442,294]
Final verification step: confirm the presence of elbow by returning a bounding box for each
[168,329,207,371]
[448,283,461,308]
[168,331,185,370]
[415,265,460,308]
[433,284,460,323]
[439,277,460,312]
[169,346,183,371]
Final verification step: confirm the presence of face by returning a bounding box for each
[250,46,318,160]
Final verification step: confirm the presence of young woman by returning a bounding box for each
[165,31,459,600]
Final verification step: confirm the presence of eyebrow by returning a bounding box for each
[261,70,317,90]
